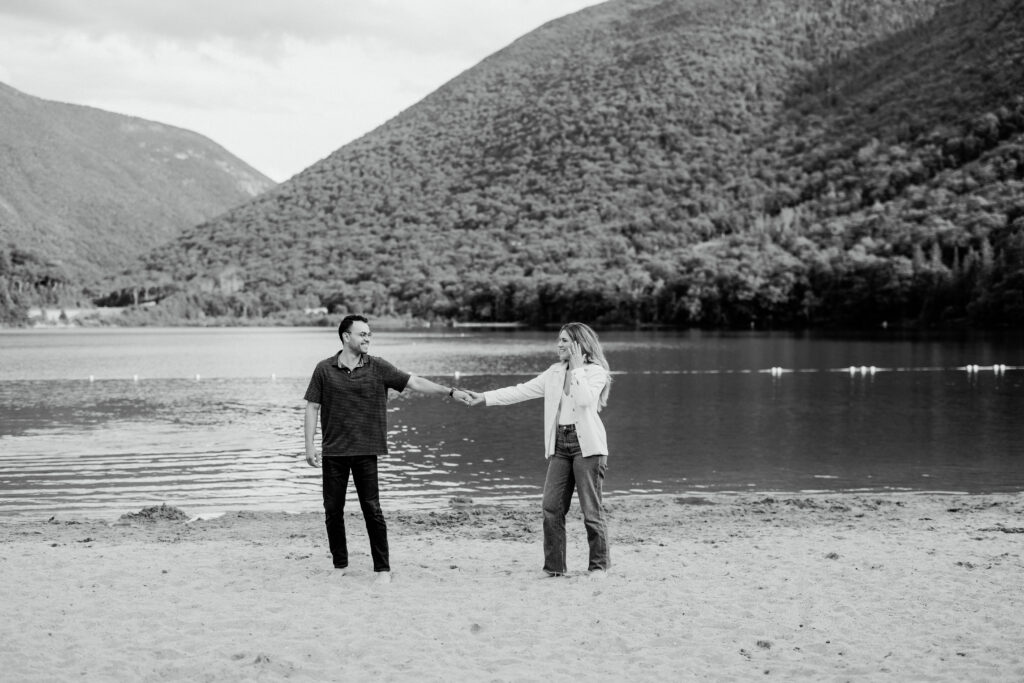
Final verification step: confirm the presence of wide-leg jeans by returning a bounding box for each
[322,455,390,572]
[541,426,609,574]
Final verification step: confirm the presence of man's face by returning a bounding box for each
[344,321,372,354]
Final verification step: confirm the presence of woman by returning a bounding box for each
[464,322,612,578]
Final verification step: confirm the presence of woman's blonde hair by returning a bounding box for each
[560,322,611,410]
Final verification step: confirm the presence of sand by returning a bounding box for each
[1,492,1023,682]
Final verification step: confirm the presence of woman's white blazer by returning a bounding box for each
[482,362,609,458]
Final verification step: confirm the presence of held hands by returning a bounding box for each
[453,389,484,406]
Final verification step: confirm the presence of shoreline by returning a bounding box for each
[1,486,1018,525]
[2,491,1022,680]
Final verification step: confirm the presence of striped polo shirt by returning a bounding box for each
[304,352,411,456]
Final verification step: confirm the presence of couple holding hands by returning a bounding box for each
[304,315,612,584]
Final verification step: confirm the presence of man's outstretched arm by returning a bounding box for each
[406,375,469,402]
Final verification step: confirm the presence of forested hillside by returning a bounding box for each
[106,0,1023,328]
[0,82,275,322]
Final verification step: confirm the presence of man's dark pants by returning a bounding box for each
[321,455,389,572]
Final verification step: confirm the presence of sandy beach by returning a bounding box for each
[1,492,1022,681]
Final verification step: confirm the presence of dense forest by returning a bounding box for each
[12,0,1024,328]
[0,80,275,323]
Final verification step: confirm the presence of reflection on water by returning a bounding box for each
[0,328,1022,519]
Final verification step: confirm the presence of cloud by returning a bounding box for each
[0,0,603,180]
[0,0,596,57]
[0,0,347,45]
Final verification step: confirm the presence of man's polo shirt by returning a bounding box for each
[304,352,411,456]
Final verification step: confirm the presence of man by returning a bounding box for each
[304,314,467,583]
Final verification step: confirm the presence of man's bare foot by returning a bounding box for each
[588,569,608,580]
[374,571,392,585]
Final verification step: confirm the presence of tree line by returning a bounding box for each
[10,0,1024,329]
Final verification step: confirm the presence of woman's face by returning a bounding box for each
[556,331,573,361]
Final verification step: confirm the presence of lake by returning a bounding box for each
[1,327,1022,520]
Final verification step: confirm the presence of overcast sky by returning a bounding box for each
[0,0,602,182]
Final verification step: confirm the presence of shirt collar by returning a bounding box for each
[336,351,368,369]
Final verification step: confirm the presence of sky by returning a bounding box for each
[0,0,603,182]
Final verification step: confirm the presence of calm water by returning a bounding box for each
[1,327,1022,520]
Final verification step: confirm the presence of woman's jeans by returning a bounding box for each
[322,455,389,572]
[542,426,609,574]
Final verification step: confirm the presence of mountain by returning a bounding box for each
[110,0,1023,328]
[0,81,275,303]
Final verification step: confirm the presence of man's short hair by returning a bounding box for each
[338,314,369,340]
